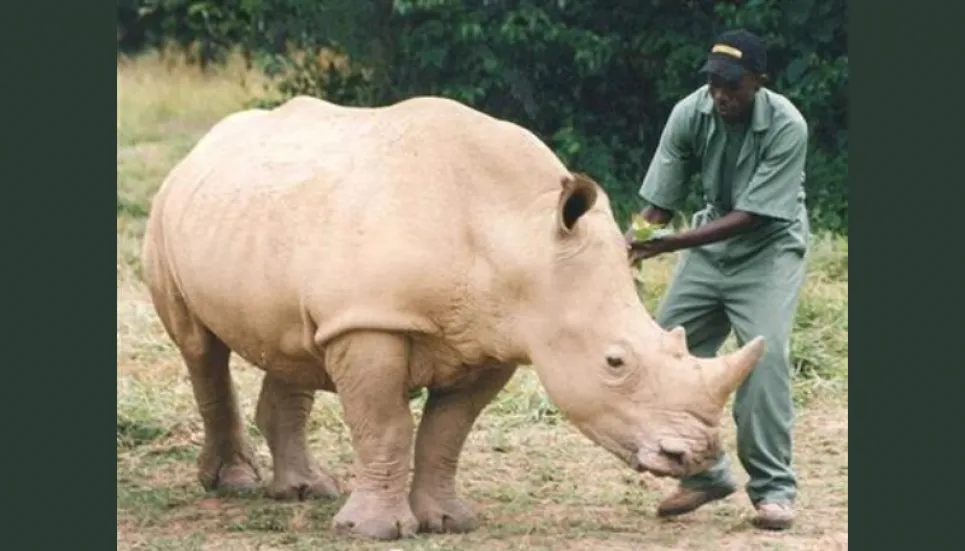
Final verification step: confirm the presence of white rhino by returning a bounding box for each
[141,95,765,540]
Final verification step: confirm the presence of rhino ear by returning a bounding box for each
[558,172,599,234]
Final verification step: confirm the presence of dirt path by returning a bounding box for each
[117,376,847,551]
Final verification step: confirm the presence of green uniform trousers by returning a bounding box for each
[655,220,809,506]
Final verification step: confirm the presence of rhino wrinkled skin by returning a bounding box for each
[141,95,766,540]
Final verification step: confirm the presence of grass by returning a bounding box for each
[116,48,848,550]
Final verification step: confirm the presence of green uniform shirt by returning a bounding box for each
[638,85,810,266]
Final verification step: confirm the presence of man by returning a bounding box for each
[626,29,810,531]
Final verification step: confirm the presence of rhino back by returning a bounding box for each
[150,95,569,372]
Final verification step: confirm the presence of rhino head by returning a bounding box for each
[514,172,765,479]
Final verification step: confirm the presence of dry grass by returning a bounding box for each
[116,49,848,550]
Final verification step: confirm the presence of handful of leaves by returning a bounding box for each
[629,213,674,242]
[628,214,675,285]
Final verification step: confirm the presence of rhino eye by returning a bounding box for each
[606,354,625,368]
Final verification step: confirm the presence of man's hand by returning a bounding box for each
[625,206,671,266]
[629,237,674,263]
[625,205,677,265]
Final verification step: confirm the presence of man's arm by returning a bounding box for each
[636,210,763,252]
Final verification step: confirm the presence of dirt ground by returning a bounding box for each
[117,304,848,551]
[117,395,847,550]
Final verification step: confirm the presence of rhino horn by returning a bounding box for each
[705,336,767,402]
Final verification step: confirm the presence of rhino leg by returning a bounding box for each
[324,331,419,541]
[254,374,341,500]
[151,295,261,493]
[409,364,517,534]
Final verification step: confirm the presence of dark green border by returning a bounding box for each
[6,2,114,546]
[14,0,946,546]
[850,0,955,547]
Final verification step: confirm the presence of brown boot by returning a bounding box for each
[656,482,737,517]
[752,502,795,530]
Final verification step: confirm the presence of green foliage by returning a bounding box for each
[117,0,263,66]
[117,0,847,234]
[117,0,387,69]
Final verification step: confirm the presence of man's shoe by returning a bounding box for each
[656,482,737,517]
[752,502,795,530]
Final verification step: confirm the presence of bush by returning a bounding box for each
[117,0,847,234]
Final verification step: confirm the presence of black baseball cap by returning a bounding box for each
[699,29,767,84]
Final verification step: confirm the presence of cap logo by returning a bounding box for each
[711,44,743,59]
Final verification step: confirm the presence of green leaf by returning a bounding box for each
[630,214,669,241]
[187,2,209,16]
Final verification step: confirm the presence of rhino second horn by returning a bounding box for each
[664,326,688,358]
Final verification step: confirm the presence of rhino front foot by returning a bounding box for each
[406,365,517,534]
[268,468,342,501]
[324,331,419,540]
[410,490,477,534]
[333,491,419,540]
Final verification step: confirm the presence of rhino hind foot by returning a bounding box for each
[411,493,477,534]
[332,491,419,540]
[197,446,262,494]
[268,468,342,501]
[200,461,262,494]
